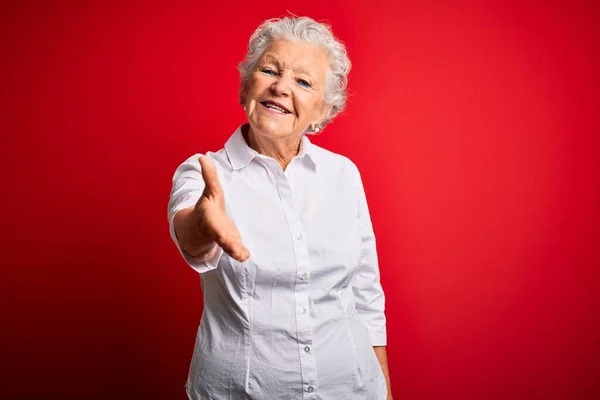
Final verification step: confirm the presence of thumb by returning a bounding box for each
[198,156,223,195]
[228,240,251,263]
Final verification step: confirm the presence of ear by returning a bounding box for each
[316,104,332,125]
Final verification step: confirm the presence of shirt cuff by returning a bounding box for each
[367,327,387,346]
[181,244,224,273]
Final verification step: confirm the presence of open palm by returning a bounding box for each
[195,156,250,262]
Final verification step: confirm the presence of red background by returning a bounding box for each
[1,1,599,399]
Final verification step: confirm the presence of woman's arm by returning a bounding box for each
[168,155,248,272]
[374,346,392,399]
[351,163,387,344]
[349,162,391,396]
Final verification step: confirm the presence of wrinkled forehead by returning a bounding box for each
[259,40,330,78]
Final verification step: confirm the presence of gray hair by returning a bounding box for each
[238,16,352,131]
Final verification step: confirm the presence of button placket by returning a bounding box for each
[274,167,316,395]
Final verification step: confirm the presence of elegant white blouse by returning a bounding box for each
[168,126,387,399]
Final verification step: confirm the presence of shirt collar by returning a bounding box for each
[225,125,317,171]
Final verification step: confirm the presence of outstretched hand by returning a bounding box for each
[195,156,250,262]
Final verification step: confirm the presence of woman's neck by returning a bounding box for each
[243,124,303,170]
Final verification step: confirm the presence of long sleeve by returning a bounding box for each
[167,154,223,273]
[351,165,387,346]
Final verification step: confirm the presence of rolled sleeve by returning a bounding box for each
[351,165,387,346]
[167,154,223,273]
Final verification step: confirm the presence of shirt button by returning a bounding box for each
[300,273,307,280]
[304,346,311,353]
[299,307,307,314]
[307,386,314,393]
[296,233,303,240]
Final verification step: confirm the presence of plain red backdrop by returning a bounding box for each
[1,1,599,399]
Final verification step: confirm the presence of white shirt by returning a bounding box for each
[168,126,387,400]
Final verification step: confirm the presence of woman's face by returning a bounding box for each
[244,40,330,141]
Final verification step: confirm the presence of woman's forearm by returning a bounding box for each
[373,346,392,399]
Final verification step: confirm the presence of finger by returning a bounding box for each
[229,242,251,263]
[198,156,223,196]
[217,236,250,263]
[212,224,250,263]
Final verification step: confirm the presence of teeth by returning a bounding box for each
[264,103,286,113]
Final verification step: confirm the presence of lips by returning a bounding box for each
[260,100,291,114]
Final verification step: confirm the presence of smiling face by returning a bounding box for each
[244,40,331,142]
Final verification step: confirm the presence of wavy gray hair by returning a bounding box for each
[238,16,351,131]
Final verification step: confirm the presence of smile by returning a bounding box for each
[260,100,291,114]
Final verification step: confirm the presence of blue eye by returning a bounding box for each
[296,79,311,88]
[261,68,278,76]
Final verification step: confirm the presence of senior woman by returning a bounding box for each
[168,16,392,399]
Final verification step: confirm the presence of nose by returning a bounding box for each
[270,73,293,96]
